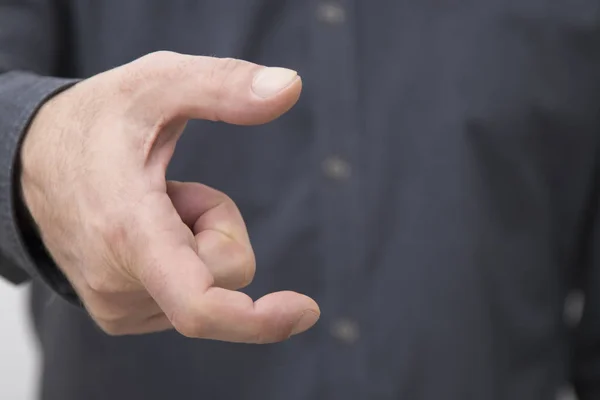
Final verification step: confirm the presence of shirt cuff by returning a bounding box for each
[0,71,81,306]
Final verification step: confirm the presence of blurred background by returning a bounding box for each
[0,280,39,400]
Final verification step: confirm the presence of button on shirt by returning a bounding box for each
[2,1,600,400]
[323,156,352,180]
[316,2,346,24]
[330,318,360,344]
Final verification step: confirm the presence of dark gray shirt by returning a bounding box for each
[1,1,600,399]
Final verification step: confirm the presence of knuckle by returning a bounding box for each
[147,51,194,82]
[116,64,146,97]
[86,302,131,325]
[235,245,256,287]
[170,309,206,339]
[90,311,129,336]
[217,57,245,75]
[204,57,245,110]
[142,50,180,63]
[84,270,115,293]
[100,216,129,245]
[133,50,181,75]
[119,51,182,95]
[215,57,245,84]
[244,251,257,286]
[97,320,128,336]
[218,192,237,208]
[217,193,244,221]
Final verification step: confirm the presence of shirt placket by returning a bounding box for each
[309,0,367,398]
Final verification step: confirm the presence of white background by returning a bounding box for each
[0,280,39,400]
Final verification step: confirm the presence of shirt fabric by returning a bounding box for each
[1,1,600,399]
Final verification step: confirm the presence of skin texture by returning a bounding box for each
[19,51,320,343]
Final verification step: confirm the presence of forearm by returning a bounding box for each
[0,71,78,290]
[0,0,79,294]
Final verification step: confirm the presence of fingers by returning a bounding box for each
[193,230,254,290]
[204,289,320,343]
[144,247,320,343]
[138,191,320,343]
[173,288,320,343]
[167,181,249,246]
[167,181,254,290]
[109,52,318,342]
[121,51,302,127]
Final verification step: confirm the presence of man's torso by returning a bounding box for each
[31,1,600,399]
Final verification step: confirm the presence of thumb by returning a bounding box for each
[120,52,317,342]
[121,51,303,128]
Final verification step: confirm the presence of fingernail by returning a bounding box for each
[290,310,320,337]
[252,67,298,98]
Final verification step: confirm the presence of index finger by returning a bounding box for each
[136,192,320,343]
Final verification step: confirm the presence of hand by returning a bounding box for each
[19,51,320,343]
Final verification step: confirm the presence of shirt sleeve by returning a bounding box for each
[0,0,80,305]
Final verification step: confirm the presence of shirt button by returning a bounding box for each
[316,2,346,24]
[330,318,360,344]
[322,156,351,180]
[563,290,585,327]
